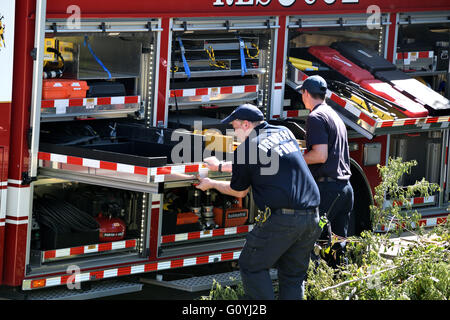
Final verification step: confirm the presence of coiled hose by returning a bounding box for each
[34,196,99,234]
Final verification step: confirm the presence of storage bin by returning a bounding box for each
[42,79,89,100]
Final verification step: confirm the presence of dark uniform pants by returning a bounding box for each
[238,210,322,300]
[317,180,354,238]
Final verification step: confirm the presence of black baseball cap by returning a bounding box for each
[221,104,264,124]
[296,75,327,94]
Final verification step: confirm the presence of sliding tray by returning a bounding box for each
[169,78,259,108]
[374,70,450,116]
[38,125,231,192]
[41,95,141,121]
[285,67,450,138]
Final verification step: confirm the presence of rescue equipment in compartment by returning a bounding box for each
[289,57,330,72]
[177,37,191,79]
[33,196,100,250]
[43,38,73,79]
[95,200,126,242]
[328,80,399,120]
[42,79,89,100]
[213,196,248,228]
[205,45,228,70]
[95,212,126,242]
[238,36,248,76]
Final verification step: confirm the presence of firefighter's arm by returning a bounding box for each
[303,144,328,164]
[203,156,232,172]
[195,176,249,198]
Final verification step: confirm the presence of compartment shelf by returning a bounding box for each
[40,95,141,120]
[169,84,258,106]
[35,239,138,264]
[161,225,254,245]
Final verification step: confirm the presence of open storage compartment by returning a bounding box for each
[157,184,257,259]
[29,182,150,276]
[167,17,277,132]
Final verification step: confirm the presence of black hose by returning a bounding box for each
[34,196,99,234]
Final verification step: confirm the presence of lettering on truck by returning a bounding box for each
[212,0,359,7]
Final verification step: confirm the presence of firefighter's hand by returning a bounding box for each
[195,175,214,191]
[203,156,220,171]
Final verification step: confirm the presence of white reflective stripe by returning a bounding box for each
[345,102,362,117]
[131,265,145,274]
[233,251,241,260]
[7,179,22,185]
[225,227,237,235]
[111,241,126,250]
[199,232,213,239]
[75,273,90,283]
[154,175,165,183]
[0,222,5,227]
[426,217,437,226]
[233,86,245,93]
[54,99,69,108]
[170,166,186,174]
[82,158,100,168]
[55,248,71,258]
[116,163,135,173]
[157,261,171,270]
[103,269,118,278]
[51,154,68,163]
[150,168,157,176]
[175,233,188,241]
[84,245,98,253]
[183,89,196,97]
[110,96,125,104]
[208,254,221,263]
[45,277,63,287]
[183,258,197,267]
[5,219,28,225]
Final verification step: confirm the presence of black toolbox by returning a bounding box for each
[86,81,126,97]
[331,41,397,73]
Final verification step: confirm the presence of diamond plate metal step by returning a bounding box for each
[7,280,142,300]
[140,269,278,292]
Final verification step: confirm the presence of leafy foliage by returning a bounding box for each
[203,157,448,300]
[201,278,245,300]
[370,157,440,233]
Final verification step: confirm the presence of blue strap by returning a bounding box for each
[84,36,112,80]
[238,37,247,77]
[177,37,191,79]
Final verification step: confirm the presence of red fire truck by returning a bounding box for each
[0,0,449,299]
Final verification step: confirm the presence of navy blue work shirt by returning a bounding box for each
[306,103,351,181]
[230,121,320,211]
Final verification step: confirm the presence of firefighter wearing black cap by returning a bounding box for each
[297,75,354,265]
[196,103,322,300]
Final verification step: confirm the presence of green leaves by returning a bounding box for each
[305,225,449,300]
[370,157,440,234]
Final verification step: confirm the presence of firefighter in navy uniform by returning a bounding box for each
[196,104,321,300]
[298,75,354,266]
